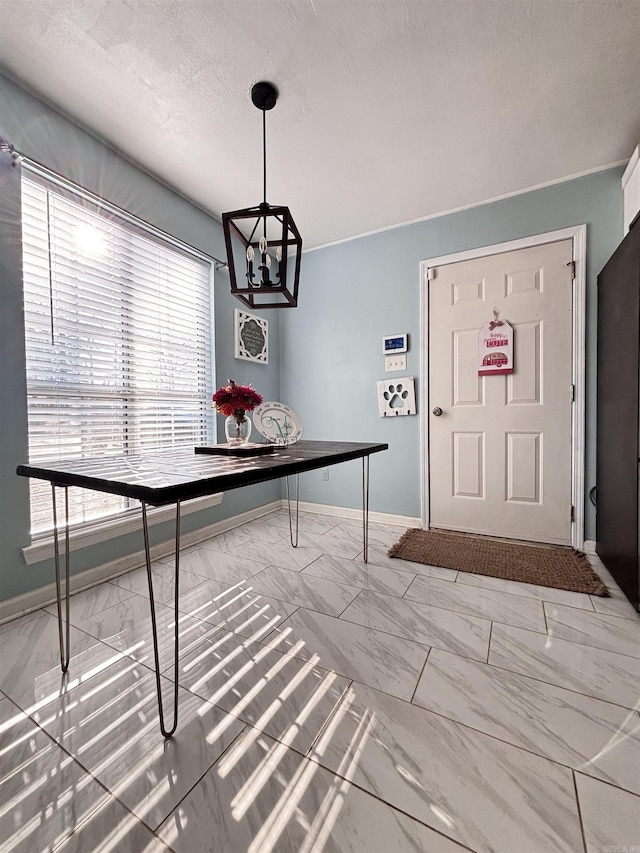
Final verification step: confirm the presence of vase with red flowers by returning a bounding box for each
[212,380,263,445]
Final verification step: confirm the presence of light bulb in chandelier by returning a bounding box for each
[245,245,255,284]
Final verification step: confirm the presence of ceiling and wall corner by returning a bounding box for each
[1,0,639,250]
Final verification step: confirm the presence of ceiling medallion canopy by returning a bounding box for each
[222,81,302,309]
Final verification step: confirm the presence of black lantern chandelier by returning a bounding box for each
[222,82,302,309]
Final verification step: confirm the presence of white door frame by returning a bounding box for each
[419,225,587,549]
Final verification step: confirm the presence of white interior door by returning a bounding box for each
[428,239,574,545]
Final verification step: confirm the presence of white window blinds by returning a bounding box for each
[21,166,214,536]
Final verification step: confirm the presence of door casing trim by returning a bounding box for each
[419,225,587,549]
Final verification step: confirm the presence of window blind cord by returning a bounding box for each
[46,189,55,346]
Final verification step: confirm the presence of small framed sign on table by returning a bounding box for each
[234,309,268,363]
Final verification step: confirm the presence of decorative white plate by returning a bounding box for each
[252,401,304,446]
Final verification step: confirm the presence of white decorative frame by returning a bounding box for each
[234,308,268,364]
[377,377,416,416]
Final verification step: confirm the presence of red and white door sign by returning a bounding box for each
[478,320,513,375]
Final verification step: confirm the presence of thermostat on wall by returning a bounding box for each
[382,333,408,354]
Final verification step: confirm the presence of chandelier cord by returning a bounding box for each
[262,108,267,205]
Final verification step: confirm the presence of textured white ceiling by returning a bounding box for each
[1,0,639,249]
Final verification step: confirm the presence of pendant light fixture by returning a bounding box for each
[222,82,302,309]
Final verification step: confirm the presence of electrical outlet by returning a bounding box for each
[385,355,406,372]
[321,467,329,481]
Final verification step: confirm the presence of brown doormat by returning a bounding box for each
[388,529,609,596]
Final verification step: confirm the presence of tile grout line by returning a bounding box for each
[453,578,613,612]
[572,770,589,853]
[409,647,431,704]
[574,769,640,798]
[486,620,494,664]
[335,588,364,619]
[267,600,440,664]
[425,641,640,716]
[337,603,491,650]
[400,573,419,600]
[546,597,640,625]
[502,617,640,661]
[481,656,638,713]
[590,602,640,621]
[342,585,552,636]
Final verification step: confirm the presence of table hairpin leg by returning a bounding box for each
[285,474,300,547]
[142,500,180,738]
[51,484,71,673]
[362,456,370,564]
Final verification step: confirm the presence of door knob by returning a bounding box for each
[432,407,443,416]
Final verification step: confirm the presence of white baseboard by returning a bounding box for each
[22,492,224,565]
[295,500,420,528]
[0,500,281,625]
[583,539,596,554]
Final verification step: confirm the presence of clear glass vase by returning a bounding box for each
[224,413,252,445]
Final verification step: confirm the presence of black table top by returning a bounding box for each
[17,440,388,506]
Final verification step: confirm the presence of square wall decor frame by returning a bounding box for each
[234,308,268,364]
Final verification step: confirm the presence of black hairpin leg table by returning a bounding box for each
[18,440,388,738]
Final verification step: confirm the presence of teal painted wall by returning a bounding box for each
[0,75,280,602]
[280,168,624,540]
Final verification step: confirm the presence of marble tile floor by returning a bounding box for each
[0,508,638,852]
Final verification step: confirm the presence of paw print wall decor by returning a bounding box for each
[377,377,416,417]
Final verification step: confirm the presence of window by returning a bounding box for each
[21,165,214,536]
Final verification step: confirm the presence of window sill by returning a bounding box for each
[22,492,224,566]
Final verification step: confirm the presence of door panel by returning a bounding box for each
[508,322,541,404]
[453,330,484,405]
[453,432,484,498]
[506,432,541,503]
[429,240,573,545]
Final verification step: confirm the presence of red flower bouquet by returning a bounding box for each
[212,380,263,419]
